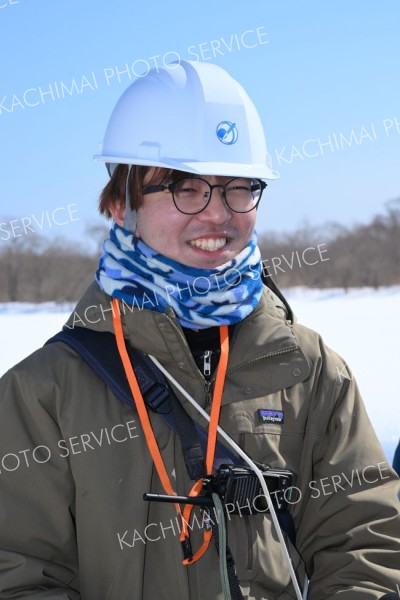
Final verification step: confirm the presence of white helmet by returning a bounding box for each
[94,60,277,180]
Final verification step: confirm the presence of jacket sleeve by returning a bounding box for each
[393,440,400,477]
[295,348,400,599]
[0,361,80,599]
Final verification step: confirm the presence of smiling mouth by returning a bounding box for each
[188,237,227,252]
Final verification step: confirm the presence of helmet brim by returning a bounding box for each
[94,155,279,180]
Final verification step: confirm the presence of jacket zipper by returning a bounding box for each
[204,379,213,409]
[203,350,214,409]
[163,318,216,408]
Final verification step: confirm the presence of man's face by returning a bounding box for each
[112,169,257,269]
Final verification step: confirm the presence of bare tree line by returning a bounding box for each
[0,234,97,302]
[0,199,399,303]
[258,198,400,289]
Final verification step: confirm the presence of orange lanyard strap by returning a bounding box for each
[112,298,177,496]
[112,299,187,535]
[112,298,229,564]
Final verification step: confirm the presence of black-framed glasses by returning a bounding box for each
[142,177,267,215]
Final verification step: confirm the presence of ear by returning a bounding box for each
[108,201,125,227]
[108,202,141,237]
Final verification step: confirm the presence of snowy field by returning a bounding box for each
[0,287,399,464]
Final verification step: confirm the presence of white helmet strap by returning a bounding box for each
[123,165,137,232]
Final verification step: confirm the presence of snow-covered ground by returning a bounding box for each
[0,287,399,464]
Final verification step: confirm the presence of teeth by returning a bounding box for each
[189,238,227,252]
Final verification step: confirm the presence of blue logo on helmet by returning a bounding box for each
[216,121,238,145]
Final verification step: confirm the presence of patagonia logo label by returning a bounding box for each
[258,409,284,424]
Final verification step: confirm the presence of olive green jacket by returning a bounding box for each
[0,282,398,599]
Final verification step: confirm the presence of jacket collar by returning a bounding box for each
[64,282,309,380]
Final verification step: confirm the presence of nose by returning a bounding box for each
[196,185,232,224]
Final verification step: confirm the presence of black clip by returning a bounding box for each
[181,535,193,562]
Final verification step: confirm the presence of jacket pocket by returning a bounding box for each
[216,395,306,594]
[220,392,306,469]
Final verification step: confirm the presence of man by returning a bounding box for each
[0,61,398,599]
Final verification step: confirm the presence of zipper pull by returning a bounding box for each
[203,350,212,377]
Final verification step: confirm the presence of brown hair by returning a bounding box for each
[98,164,183,218]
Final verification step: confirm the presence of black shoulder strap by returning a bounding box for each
[45,327,239,477]
[46,328,170,413]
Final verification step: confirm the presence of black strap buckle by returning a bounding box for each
[145,383,172,414]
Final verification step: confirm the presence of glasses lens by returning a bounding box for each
[225,178,262,212]
[171,177,264,214]
[173,178,210,214]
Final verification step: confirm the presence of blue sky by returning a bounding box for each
[0,0,399,243]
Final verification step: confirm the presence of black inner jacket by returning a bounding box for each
[182,325,236,380]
